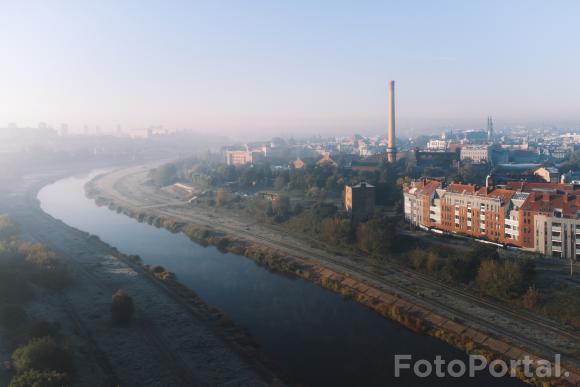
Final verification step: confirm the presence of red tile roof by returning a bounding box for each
[505,181,574,192]
[447,183,477,194]
[413,179,441,196]
[521,191,580,218]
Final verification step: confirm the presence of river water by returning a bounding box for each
[38,171,524,387]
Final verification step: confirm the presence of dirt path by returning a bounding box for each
[0,167,276,387]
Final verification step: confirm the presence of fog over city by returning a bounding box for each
[2,2,580,387]
[1,1,580,137]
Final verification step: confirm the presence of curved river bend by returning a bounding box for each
[38,171,523,387]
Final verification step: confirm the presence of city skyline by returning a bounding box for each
[1,1,580,137]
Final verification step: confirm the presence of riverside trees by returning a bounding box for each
[0,214,75,386]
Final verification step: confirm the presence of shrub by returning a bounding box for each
[476,259,534,299]
[9,369,69,387]
[111,290,134,326]
[17,244,71,290]
[0,214,20,241]
[522,286,540,309]
[11,337,73,374]
[0,305,28,330]
[150,163,177,187]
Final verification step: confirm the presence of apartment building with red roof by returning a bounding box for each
[404,178,580,260]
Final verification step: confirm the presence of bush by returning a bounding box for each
[11,337,73,374]
[0,214,20,241]
[17,244,71,290]
[0,305,28,330]
[9,369,69,387]
[476,259,534,299]
[522,286,540,309]
[111,290,134,326]
[150,163,177,187]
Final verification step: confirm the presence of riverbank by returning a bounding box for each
[86,165,580,387]
[0,166,282,386]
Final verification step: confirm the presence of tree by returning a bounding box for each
[273,176,287,191]
[0,214,20,241]
[476,259,499,293]
[151,163,178,187]
[18,244,71,290]
[476,259,533,299]
[9,370,69,387]
[111,290,134,326]
[522,286,540,309]
[565,150,580,170]
[11,337,73,374]
[215,188,228,207]
[356,219,395,257]
[320,217,353,245]
[271,195,291,220]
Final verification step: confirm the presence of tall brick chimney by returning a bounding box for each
[387,80,397,162]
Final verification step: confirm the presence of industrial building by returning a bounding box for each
[344,181,376,219]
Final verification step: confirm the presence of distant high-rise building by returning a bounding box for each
[387,80,397,162]
[487,116,494,142]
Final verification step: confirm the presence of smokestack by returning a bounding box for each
[387,80,396,162]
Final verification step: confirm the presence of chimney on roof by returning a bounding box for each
[485,175,493,189]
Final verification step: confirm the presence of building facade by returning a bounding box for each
[460,145,491,164]
[404,178,580,260]
[344,181,376,218]
[225,150,264,166]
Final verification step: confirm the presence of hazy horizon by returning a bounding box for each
[1,1,580,137]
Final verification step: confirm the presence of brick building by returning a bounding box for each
[404,179,580,260]
[344,181,376,219]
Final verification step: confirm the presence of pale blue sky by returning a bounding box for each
[1,1,579,137]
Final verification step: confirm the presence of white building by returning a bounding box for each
[426,139,447,151]
[460,145,491,164]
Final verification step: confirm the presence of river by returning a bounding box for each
[38,170,524,387]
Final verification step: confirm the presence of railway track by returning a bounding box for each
[100,167,580,370]
[155,205,580,366]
